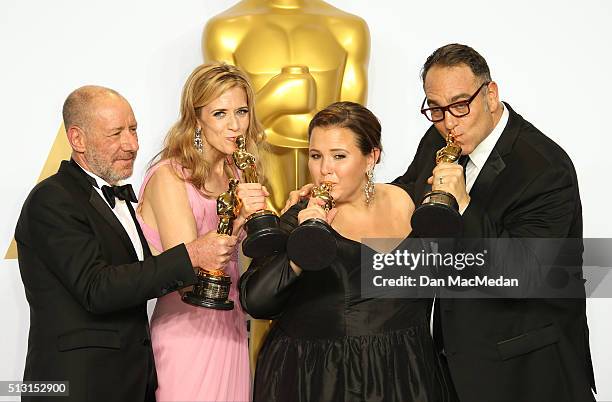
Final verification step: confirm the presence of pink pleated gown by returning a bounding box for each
[137,160,250,402]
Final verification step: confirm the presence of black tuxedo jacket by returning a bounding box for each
[15,160,197,402]
[394,104,595,402]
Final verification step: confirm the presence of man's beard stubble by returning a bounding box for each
[85,147,136,184]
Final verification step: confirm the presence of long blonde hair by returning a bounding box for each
[155,63,263,193]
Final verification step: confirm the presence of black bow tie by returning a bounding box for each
[101,184,138,208]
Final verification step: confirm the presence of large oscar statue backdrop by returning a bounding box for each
[202,0,370,369]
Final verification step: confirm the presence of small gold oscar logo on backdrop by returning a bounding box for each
[4,124,71,259]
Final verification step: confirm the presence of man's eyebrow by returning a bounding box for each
[449,92,471,103]
[426,92,472,107]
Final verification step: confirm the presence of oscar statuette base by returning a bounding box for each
[242,210,287,258]
[286,218,338,271]
[181,271,234,310]
[411,190,462,237]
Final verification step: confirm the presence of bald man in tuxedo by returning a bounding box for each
[16,86,237,402]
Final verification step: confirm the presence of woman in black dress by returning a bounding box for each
[239,102,454,402]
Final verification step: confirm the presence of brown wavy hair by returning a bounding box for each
[154,63,263,194]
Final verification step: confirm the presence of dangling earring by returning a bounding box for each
[194,127,203,153]
[364,168,375,205]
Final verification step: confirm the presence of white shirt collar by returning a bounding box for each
[468,103,509,169]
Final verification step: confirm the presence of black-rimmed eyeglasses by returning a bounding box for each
[420,82,490,123]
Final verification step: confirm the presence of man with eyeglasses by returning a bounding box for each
[393,44,595,401]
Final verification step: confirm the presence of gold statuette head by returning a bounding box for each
[232,135,258,183]
[435,133,462,165]
[311,181,335,212]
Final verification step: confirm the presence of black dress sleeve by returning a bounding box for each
[238,201,306,319]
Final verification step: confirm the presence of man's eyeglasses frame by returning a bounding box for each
[420,81,491,123]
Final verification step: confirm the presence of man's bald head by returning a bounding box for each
[62,85,124,131]
[63,85,139,184]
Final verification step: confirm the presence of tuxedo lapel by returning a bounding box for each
[468,102,523,206]
[88,191,138,260]
[469,148,505,203]
[61,160,139,260]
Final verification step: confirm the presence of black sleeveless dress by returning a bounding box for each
[239,202,455,402]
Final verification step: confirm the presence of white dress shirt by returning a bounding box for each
[75,162,145,261]
[464,104,509,194]
[433,105,510,335]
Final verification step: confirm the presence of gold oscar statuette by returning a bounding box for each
[203,0,370,212]
[411,134,463,237]
[233,136,287,258]
[181,178,240,310]
[286,181,338,271]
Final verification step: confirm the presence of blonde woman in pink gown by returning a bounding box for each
[137,63,268,402]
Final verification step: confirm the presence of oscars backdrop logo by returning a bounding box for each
[4,125,71,259]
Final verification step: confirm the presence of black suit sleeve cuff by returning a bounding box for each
[152,244,198,297]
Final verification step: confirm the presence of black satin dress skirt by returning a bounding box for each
[250,234,455,402]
